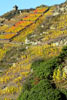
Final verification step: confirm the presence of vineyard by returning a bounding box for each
[0,44,62,100]
[0,7,48,41]
[0,2,67,100]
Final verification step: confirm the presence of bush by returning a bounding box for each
[19,80,65,100]
[18,46,67,100]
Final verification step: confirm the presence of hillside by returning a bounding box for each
[0,2,67,100]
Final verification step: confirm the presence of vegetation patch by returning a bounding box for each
[18,46,67,100]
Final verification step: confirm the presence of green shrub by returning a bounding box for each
[19,80,65,100]
[18,46,67,100]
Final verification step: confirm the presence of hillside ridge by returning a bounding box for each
[0,2,67,100]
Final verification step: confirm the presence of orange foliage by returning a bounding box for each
[4,33,16,39]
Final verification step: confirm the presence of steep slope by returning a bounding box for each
[0,2,67,100]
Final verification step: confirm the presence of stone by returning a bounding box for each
[53,12,59,16]
[25,38,30,44]
[41,25,44,28]
[60,7,65,11]
[55,42,59,46]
